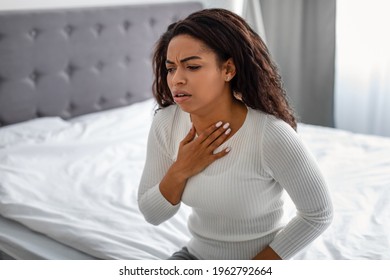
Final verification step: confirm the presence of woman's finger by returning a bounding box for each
[200,122,230,148]
[208,126,231,151]
[180,125,196,145]
[197,121,224,144]
[207,123,230,147]
[212,146,232,160]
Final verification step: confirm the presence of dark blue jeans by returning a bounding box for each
[168,247,198,260]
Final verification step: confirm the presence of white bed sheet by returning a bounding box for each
[0,99,389,259]
[0,215,95,259]
[0,99,191,259]
[292,123,390,259]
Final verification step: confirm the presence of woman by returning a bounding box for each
[138,8,333,260]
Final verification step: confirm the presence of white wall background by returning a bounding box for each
[0,0,244,14]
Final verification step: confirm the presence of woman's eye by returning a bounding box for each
[188,66,201,70]
[166,68,175,73]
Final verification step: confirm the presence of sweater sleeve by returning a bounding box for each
[263,117,333,259]
[137,109,181,225]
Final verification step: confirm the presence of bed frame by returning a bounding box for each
[0,2,202,127]
[0,1,202,259]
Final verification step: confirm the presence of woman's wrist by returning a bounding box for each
[159,163,188,205]
[169,161,191,182]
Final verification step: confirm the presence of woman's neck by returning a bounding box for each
[190,98,247,136]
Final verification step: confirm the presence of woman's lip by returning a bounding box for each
[173,95,191,104]
[172,90,191,96]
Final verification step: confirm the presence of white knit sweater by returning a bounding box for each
[138,105,333,259]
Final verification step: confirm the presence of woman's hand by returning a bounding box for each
[175,121,232,180]
[159,121,231,205]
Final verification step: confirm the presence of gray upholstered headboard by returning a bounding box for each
[0,2,202,127]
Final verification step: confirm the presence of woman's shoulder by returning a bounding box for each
[151,104,189,144]
[249,108,295,134]
[152,104,180,129]
[154,104,179,118]
[151,105,188,156]
[247,108,298,149]
[248,108,287,130]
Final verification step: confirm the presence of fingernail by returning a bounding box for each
[225,147,231,152]
[216,121,223,128]
[223,123,230,129]
[225,128,231,135]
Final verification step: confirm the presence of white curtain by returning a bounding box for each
[335,0,390,137]
[258,0,336,127]
[242,0,266,41]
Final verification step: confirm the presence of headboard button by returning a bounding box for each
[123,20,132,32]
[0,76,5,87]
[125,91,133,100]
[63,25,75,38]
[123,56,131,67]
[93,23,104,36]
[98,96,107,106]
[68,102,77,112]
[95,61,105,72]
[28,28,39,40]
[29,70,41,85]
[65,64,78,79]
[149,18,157,27]
[36,110,45,118]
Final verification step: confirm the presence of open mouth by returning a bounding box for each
[174,93,191,98]
[173,91,192,104]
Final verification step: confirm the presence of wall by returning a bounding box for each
[0,0,244,14]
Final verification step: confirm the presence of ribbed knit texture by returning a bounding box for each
[138,105,333,259]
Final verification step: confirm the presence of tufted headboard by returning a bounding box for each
[0,2,202,127]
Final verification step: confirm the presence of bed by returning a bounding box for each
[1,2,389,260]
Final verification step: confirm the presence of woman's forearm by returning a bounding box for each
[159,162,189,205]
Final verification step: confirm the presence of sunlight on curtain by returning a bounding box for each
[335,0,390,137]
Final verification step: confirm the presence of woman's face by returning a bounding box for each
[165,34,232,116]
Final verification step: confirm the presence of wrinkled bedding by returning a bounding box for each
[1,99,389,259]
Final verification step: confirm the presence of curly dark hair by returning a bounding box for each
[152,8,297,130]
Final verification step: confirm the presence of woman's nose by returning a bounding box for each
[171,68,186,85]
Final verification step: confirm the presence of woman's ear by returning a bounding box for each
[223,58,236,82]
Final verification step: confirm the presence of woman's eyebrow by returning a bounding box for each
[166,56,202,64]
